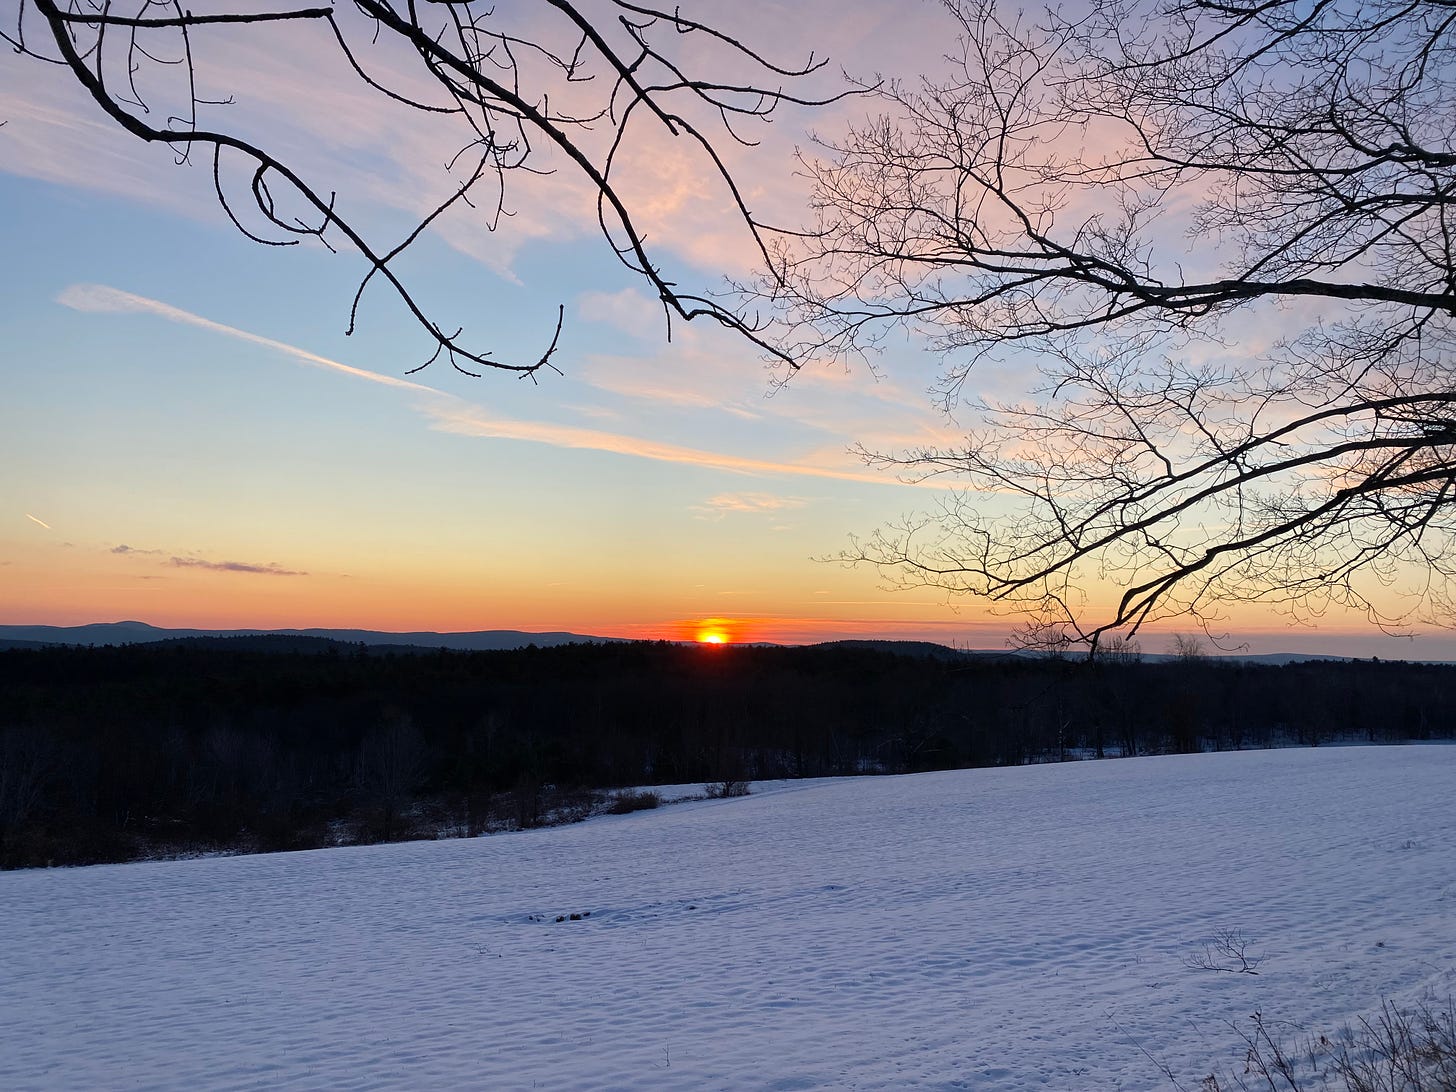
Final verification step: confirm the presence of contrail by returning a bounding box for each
[55,283,951,489]
[25,513,52,530]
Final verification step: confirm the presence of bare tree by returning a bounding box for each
[1170,634,1206,663]
[7,0,846,376]
[1099,634,1142,665]
[0,727,54,836]
[356,708,426,840]
[757,0,1456,653]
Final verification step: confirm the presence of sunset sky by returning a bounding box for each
[4,0,1454,658]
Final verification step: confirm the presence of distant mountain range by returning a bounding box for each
[0,620,629,653]
[0,621,1394,664]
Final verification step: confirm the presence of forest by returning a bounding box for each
[2,638,1452,869]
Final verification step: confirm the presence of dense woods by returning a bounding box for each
[3,638,1453,869]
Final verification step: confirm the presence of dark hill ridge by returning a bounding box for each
[0,621,1427,663]
[0,621,628,652]
[813,639,985,661]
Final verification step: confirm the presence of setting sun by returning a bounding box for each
[685,617,743,645]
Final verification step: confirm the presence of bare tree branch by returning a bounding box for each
[758,0,1456,652]
[11,0,852,376]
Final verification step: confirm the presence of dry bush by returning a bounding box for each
[1184,930,1266,976]
[1202,1000,1456,1092]
[705,780,751,799]
[606,790,662,815]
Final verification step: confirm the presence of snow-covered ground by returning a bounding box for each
[2,746,1453,1090]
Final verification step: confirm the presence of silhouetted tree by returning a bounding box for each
[1170,634,1207,663]
[0,727,54,838]
[760,0,1456,652]
[357,708,427,840]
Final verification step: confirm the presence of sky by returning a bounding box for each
[4,0,1455,657]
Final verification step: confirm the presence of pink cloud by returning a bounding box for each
[168,557,307,577]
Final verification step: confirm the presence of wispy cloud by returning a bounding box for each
[573,329,965,450]
[577,288,662,340]
[57,284,437,395]
[575,366,767,418]
[0,8,796,283]
[110,541,306,575]
[0,76,213,216]
[25,513,52,530]
[2,1,1001,340]
[424,402,915,485]
[692,492,808,519]
[168,557,308,577]
[58,283,953,489]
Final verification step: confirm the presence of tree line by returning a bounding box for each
[2,638,1452,868]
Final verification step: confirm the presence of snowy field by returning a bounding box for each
[2,746,1454,1090]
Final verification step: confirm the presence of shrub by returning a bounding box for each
[705,779,751,799]
[605,790,661,814]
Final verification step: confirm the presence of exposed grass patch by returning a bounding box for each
[1202,1000,1456,1091]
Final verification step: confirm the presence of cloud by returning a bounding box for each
[693,492,808,519]
[167,557,308,576]
[575,370,760,415]
[573,326,967,453]
[423,401,918,485]
[25,513,52,530]
[7,0,1008,386]
[577,288,664,340]
[57,284,438,395]
[58,283,955,489]
[110,541,305,575]
[0,19,575,272]
[0,1,826,285]
[0,74,216,216]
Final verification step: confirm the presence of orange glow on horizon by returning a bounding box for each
[684,617,745,645]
